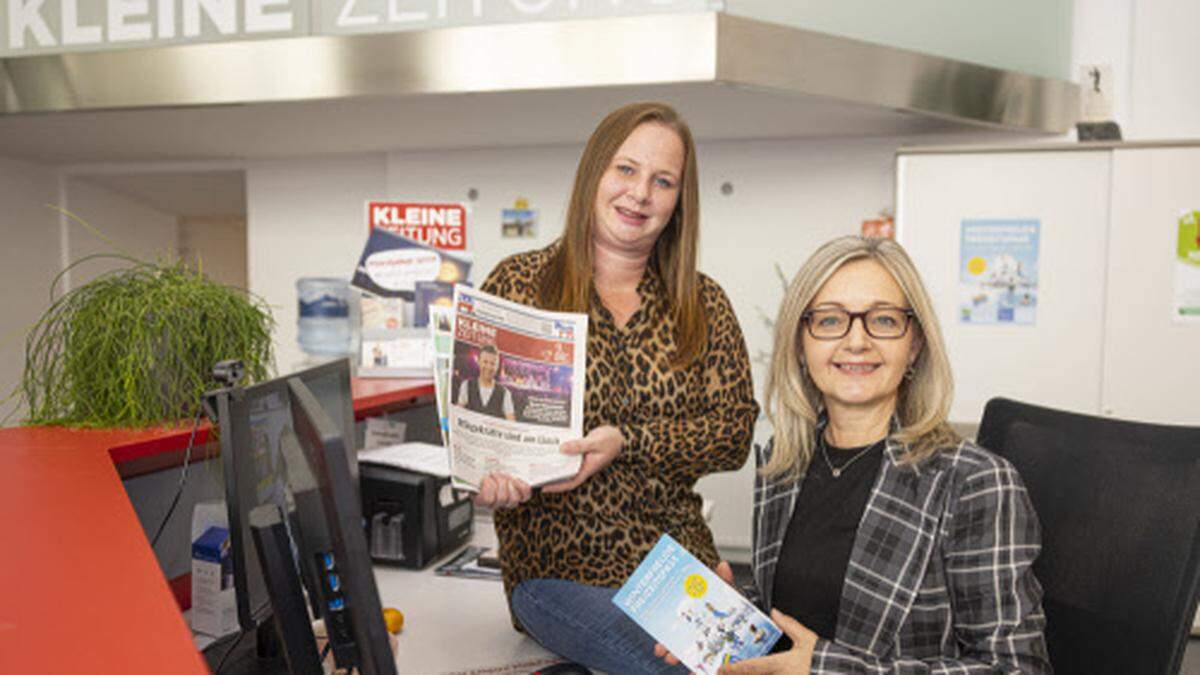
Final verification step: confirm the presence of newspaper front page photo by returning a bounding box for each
[448,286,588,490]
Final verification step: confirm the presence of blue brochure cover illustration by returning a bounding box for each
[613,534,781,674]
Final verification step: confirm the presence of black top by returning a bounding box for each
[464,378,509,417]
[769,436,885,652]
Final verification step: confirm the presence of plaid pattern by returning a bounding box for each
[752,427,1051,673]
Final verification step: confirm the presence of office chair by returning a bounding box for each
[977,398,1200,675]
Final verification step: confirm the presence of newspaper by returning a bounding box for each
[448,285,587,490]
[428,304,455,446]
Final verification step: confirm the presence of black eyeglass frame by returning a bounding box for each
[800,308,917,340]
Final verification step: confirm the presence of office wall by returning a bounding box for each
[246,154,388,375]
[179,216,249,289]
[896,150,1113,424]
[726,0,1073,80]
[1129,0,1200,139]
[64,177,179,287]
[1071,0,1200,139]
[1070,0,1134,131]
[0,157,60,421]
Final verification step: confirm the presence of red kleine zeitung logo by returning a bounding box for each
[369,201,466,250]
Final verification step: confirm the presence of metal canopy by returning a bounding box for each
[1,13,1077,134]
[0,12,1078,166]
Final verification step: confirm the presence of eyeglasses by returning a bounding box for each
[801,307,915,340]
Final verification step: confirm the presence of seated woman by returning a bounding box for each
[665,235,1050,673]
[474,102,758,673]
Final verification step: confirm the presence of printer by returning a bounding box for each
[360,462,473,569]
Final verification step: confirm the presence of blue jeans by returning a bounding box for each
[511,578,689,674]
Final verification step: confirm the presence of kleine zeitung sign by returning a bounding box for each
[0,0,711,56]
[368,201,466,251]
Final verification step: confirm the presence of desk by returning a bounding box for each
[379,521,561,674]
[0,378,432,675]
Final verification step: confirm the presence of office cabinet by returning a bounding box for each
[897,143,1200,427]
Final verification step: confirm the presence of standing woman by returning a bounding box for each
[724,236,1050,673]
[474,102,759,672]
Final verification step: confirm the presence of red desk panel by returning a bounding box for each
[0,378,433,674]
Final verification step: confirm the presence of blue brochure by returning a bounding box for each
[613,534,781,674]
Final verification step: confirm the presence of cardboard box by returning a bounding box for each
[191,526,238,637]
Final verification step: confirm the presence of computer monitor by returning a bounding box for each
[208,358,395,674]
[284,375,396,675]
[207,358,356,633]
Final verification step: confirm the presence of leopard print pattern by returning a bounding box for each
[479,244,759,628]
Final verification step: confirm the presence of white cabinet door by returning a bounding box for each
[1103,147,1200,425]
[897,151,1113,425]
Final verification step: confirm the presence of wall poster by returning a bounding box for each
[959,219,1040,325]
[1175,209,1200,323]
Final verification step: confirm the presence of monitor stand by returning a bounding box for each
[203,623,288,675]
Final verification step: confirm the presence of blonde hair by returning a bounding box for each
[538,102,705,369]
[763,236,958,480]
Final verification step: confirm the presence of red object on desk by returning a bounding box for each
[0,377,432,674]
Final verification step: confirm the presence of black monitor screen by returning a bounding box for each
[211,358,355,632]
[287,375,396,675]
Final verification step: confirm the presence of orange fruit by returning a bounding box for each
[382,607,404,634]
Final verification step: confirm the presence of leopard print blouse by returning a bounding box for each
[479,244,759,628]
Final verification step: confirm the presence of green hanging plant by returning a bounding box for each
[16,211,275,428]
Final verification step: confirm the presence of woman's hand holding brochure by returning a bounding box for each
[713,611,817,674]
[614,535,784,674]
[653,561,736,663]
[655,610,817,674]
[651,560,818,674]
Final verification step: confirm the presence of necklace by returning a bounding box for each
[819,435,882,478]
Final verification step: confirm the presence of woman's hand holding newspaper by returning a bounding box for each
[473,473,533,510]
[541,425,624,493]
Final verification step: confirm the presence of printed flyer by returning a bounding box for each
[613,534,781,674]
[429,304,454,446]
[501,198,538,239]
[351,228,471,300]
[1175,209,1200,323]
[448,285,587,490]
[959,219,1040,325]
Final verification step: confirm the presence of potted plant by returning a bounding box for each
[16,241,274,428]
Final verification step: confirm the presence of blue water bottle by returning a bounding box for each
[296,277,353,356]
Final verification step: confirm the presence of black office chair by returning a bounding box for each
[977,398,1200,675]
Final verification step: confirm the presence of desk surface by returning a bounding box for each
[379,522,561,674]
[0,377,433,675]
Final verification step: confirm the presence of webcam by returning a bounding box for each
[212,359,246,387]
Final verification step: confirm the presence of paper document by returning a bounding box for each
[434,545,503,581]
[448,286,587,490]
[429,305,455,445]
[358,442,451,478]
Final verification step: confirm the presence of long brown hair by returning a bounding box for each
[538,102,705,368]
[763,236,959,480]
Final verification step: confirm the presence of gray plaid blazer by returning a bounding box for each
[751,430,1051,673]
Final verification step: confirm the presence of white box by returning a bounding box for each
[191,526,238,637]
